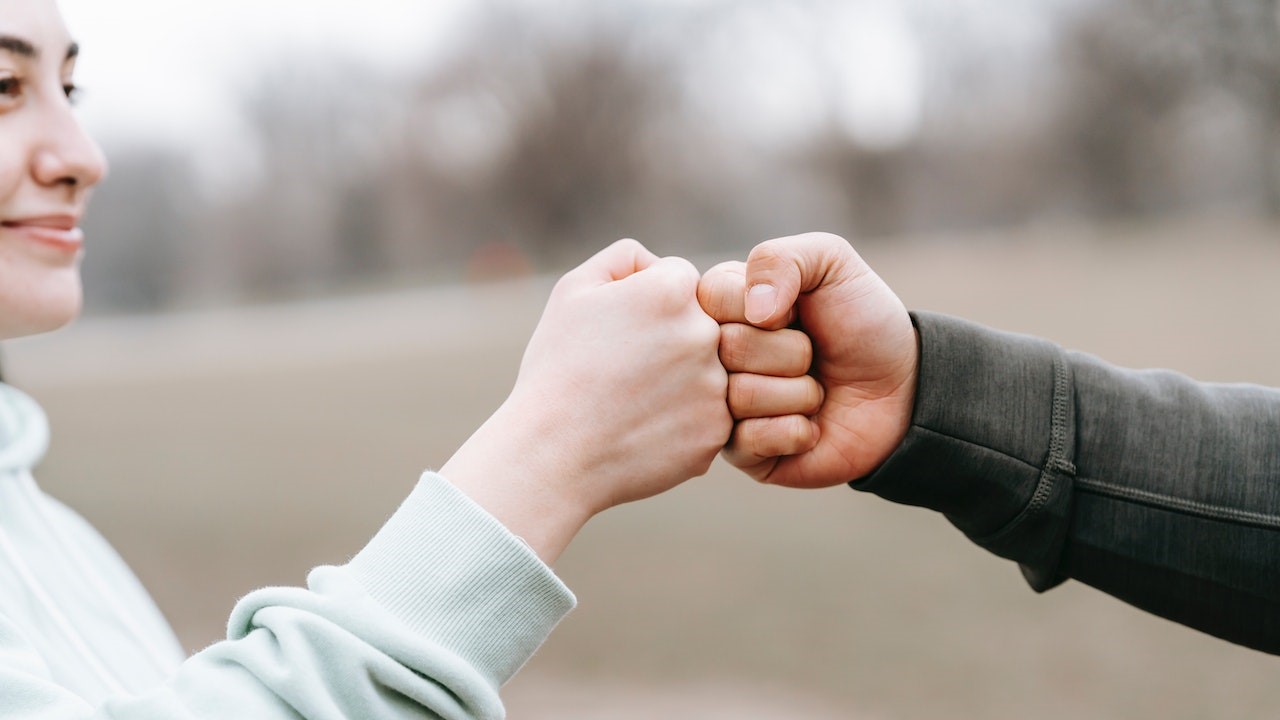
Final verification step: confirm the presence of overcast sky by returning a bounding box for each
[59,0,468,142]
[63,0,949,153]
[52,0,1071,203]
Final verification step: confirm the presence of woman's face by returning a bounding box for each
[0,0,105,340]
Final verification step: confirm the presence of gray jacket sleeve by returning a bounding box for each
[852,311,1280,653]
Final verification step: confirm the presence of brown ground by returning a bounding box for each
[8,217,1280,719]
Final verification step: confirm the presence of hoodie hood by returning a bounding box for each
[0,383,50,474]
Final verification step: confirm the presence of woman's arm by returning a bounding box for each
[0,239,730,719]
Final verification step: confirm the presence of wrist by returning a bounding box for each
[440,398,597,565]
[885,325,921,460]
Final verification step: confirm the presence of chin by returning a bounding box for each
[0,266,84,340]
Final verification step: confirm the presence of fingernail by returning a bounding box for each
[745,283,777,324]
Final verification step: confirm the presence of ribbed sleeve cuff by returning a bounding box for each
[346,472,576,687]
[852,311,1077,590]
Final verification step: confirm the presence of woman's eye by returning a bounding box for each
[63,83,80,104]
[0,76,20,99]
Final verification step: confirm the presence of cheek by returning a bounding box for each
[0,146,21,209]
[0,119,82,339]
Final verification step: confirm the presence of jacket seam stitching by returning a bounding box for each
[1076,476,1280,530]
[909,425,1041,472]
[972,352,1075,546]
[1031,355,1076,509]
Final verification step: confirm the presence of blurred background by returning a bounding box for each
[5,0,1280,717]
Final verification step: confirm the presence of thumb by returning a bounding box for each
[563,238,662,289]
[743,232,860,329]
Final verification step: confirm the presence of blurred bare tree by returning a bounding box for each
[81,147,193,309]
[1197,0,1280,213]
[477,17,679,264]
[78,0,1280,313]
[225,60,404,297]
[1055,1,1204,218]
[1051,0,1278,218]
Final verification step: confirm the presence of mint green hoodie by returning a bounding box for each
[0,383,575,718]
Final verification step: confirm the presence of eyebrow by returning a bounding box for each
[0,35,36,58]
[0,35,79,61]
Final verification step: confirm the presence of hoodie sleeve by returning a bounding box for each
[0,472,575,720]
[852,311,1280,653]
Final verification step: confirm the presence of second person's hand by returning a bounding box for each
[699,232,918,488]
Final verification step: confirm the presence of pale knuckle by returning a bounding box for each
[706,364,729,396]
[672,312,718,355]
[612,237,645,254]
[649,271,697,313]
[660,256,700,293]
[692,311,722,347]
[665,254,699,278]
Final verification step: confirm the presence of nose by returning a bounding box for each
[31,103,108,192]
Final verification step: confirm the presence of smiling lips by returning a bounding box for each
[0,215,84,253]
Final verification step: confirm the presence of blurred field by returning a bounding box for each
[7,217,1280,719]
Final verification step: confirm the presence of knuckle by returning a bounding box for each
[806,232,865,273]
[756,417,786,455]
[650,265,698,311]
[703,260,745,279]
[746,241,787,271]
[693,311,722,347]
[728,421,760,457]
[612,237,644,253]
[673,311,719,356]
[768,412,808,450]
[697,274,741,320]
[784,329,814,372]
[787,416,812,447]
[726,374,758,417]
[696,276,719,315]
[718,324,750,370]
[662,256,700,289]
[709,425,732,455]
[707,363,729,395]
[803,377,826,414]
